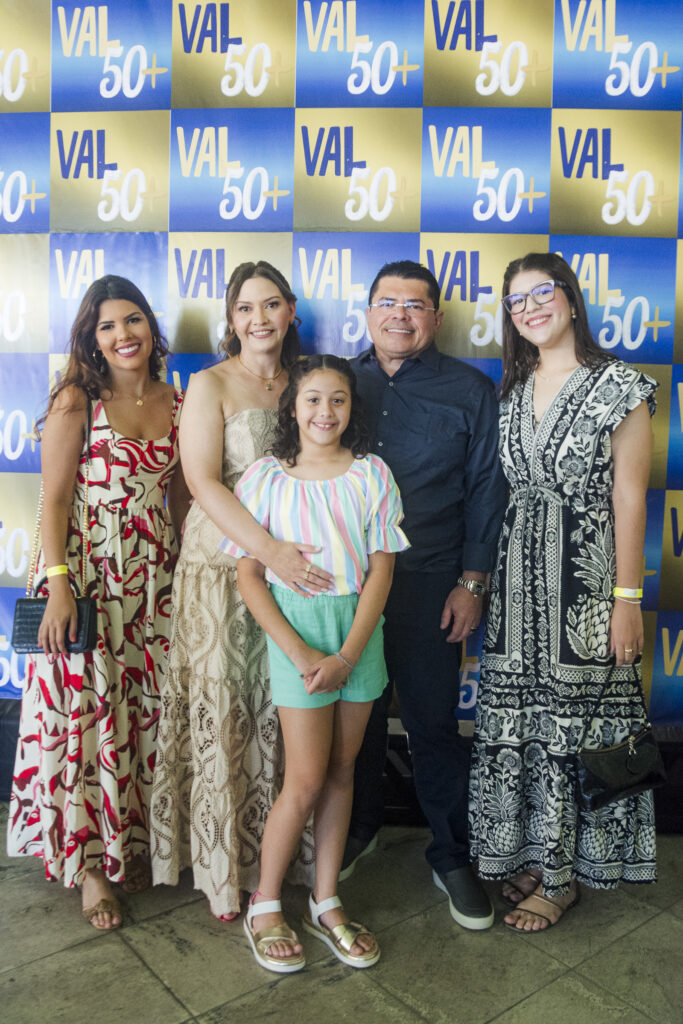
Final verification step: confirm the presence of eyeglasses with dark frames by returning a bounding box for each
[502,279,567,315]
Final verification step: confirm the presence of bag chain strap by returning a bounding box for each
[25,399,91,599]
[25,484,44,599]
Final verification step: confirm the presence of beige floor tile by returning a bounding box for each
[0,934,191,1024]
[669,896,683,920]
[504,882,662,968]
[0,861,114,971]
[619,834,683,909]
[195,959,424,1024]
[366,902,567,1024]
[0,845,203,973]
[2,803,681,1024]
[122,867,205,923]
[489,972,654,1024]
[578,910,683,1024]
[123,894,329,1015]
[337,828,444,932]
[0,804,36,877]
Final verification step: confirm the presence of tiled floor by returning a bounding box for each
[1,802,681,1024]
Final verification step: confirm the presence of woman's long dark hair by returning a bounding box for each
[40,275,167,429]
[271,354,370,466]
[500,252,612,400]
[220,260,301,368]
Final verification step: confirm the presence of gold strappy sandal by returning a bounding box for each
[243,896,306,974]
[302,894,380,968]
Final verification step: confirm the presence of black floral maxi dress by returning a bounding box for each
[469,360,658,895]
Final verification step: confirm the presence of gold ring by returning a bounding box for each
[304,564,311,578]
[624,647,634,653]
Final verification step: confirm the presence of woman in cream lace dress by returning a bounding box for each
[150,262,325,918]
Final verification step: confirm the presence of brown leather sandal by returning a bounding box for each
[501,870,541,907]
[82,897,122,930]
[504,888,581,932]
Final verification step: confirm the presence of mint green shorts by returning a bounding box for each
[266,585,388,709]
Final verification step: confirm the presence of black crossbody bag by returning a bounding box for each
[575,661,666,811]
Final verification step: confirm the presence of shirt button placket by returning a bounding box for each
[378,380,394,448]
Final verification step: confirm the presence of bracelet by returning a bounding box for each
[615,595,641,605]
[613,586,643,599]
[335,651,354,671]
[45,564,69,578]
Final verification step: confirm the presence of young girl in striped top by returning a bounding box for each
[220,354,409,974]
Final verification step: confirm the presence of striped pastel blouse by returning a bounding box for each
[220,454,410,595]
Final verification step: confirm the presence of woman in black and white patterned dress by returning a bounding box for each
[469,253,658,931]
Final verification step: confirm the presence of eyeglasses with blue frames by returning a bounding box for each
[502,279,567,315]
[368,299,437,315]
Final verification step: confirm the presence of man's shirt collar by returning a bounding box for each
[359,342,440,371]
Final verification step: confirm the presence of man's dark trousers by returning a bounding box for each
[350,569,472,873]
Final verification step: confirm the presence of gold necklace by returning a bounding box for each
[535,364,578,383]
[238,354,283,391]
[118,382,153,407]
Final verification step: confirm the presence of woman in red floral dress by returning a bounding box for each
[7,276,189,930]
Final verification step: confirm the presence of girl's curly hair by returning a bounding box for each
[271,354,370,466]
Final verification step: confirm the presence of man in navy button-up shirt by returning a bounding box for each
[344,260,506,930]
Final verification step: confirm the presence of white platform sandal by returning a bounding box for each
[243,896,306,974]
[302,893,380,968]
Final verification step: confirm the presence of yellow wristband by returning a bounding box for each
[46,564,69,578]
[613,587,642,599]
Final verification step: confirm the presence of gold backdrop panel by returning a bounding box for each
[420,232,547,359]
[550,109,681,238]
[640,361,671,491]
[171,0,297,108]
[0,471,41,590]
[0,0,51,113]
[0,234,49,354]
[166,231,293,353]
[50,110,170,232]
[294,107,421,232]
[675,239,683,363]
[424,0,554,107]
[660,489,683,610]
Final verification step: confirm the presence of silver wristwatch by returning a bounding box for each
[457,576,488,597]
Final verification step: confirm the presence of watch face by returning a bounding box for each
[459,578,487,596]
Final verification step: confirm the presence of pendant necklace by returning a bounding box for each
[238,354,283,391]
[120,382,153,407]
